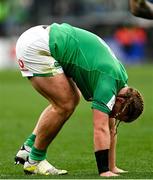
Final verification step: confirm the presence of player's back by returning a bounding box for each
[49,23,128,100]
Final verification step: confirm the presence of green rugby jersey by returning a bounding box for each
[49,23,128,114]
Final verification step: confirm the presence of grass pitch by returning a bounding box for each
[0,65,153,179]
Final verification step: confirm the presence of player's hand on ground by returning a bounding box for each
[100,171,119,177]
[111,166,128,174]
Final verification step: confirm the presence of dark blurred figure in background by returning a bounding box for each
[129,0,153,19]
[129,0,153,61]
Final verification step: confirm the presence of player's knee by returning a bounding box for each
[58,96,79,118]
[65,90,80,109]
[63,99,77,115]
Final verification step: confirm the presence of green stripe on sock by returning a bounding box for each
[24,134,36,148]
[30,146,46,161]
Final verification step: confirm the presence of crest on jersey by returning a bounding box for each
[107,95,116,110]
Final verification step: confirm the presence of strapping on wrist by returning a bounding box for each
[95,149,109,174]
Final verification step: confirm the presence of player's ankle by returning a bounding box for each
[29,146,46,162]
[24,134,36,148]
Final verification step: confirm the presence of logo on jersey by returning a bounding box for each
[18,59,24,69]
[18,59,28,71]
[107,95,116,110]
[54,62,60,68]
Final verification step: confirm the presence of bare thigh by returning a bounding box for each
[29,73,80,109]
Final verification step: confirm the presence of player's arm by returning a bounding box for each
[93,109,117,177]
[109,118,117,172]
[129,0,153,19]
[109,118,127,173]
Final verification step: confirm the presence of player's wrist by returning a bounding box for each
[95,149,109,174]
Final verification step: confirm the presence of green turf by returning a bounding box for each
[0,65,153,179]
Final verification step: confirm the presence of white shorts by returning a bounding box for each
[16,25,64,77]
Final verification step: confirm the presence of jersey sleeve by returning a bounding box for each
[91,75,117,114]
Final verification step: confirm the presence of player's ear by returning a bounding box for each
[116,96,125,103]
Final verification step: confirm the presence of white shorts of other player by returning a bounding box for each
[16,25,63,77]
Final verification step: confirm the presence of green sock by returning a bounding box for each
[24,134,36,148]
[29,146,46,161]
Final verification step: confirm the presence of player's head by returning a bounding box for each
[110,87,144,123]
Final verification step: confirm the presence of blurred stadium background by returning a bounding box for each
[1,0,153,178]
[1,0,153,68]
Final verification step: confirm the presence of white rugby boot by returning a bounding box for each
[24,159,68,175]
[14,145,31,165]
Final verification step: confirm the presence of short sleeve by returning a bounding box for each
[91,75,117,114]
